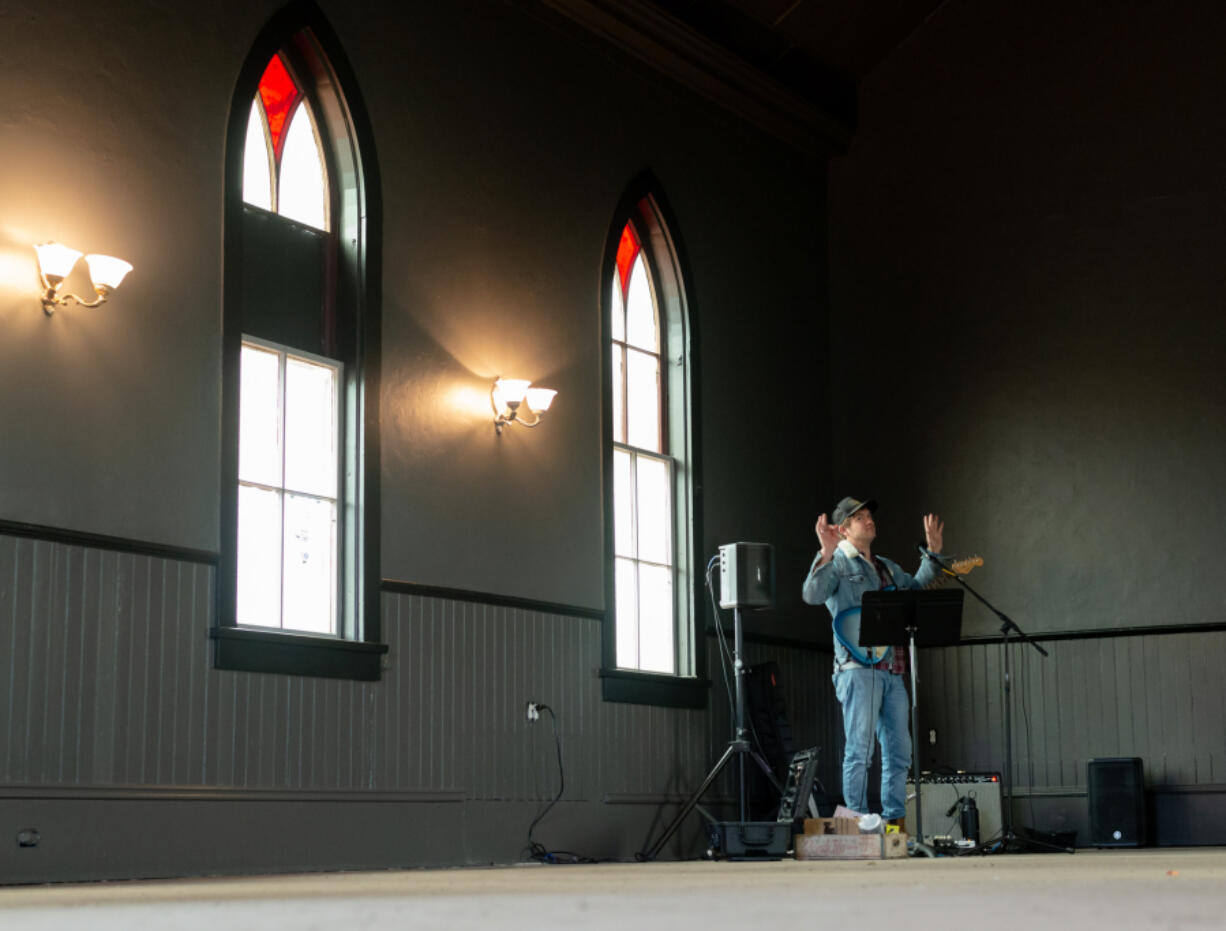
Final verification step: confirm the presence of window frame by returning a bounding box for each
[215,6,384,681]
[237,336,343,636]
[600,178,706,708]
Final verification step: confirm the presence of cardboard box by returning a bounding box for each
[794,831,908,860]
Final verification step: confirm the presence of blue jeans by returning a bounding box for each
[834,667,912,819]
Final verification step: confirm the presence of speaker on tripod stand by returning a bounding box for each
[719,542,775,611]
[641,543,787,860]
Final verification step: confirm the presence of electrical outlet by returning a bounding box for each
[525,701,540,722]
[928,728,938,746]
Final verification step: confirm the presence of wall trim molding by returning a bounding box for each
[603,792,735,805]
[1005,783,1226,798]
[0,518,219,566]
[0,784,467,803]
[381,578,605,621]
[961,621,1226,646]
[3,521,1220,650]
[713,621,1226,655]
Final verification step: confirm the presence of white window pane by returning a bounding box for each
[242,98,273,211]
[281,494,337,634]
[615,557,639,669]
[626,349,661,452]
[610,272,625,343]
[236,484,282,627]
[638,564,675,674]
[635,455,672,566]
[283,356,338,497]
[611,344,626,445]
[278,101,328,231]
[625,255,658,351]
[239,344,282,487]
[613,448,634,557]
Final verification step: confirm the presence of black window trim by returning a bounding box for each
[217,0,384,682]
[600,171,706,708]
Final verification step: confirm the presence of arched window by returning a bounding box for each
[215,5,383,681]
[611,221,672,672]
[602,180,702,707]
[242,52,329,230]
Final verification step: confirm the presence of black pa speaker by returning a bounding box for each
[1088,757,1146,847]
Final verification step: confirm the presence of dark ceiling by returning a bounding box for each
[650,0,948,121]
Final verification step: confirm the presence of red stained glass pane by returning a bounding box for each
[615,223,640,300]
[258,54,301,161]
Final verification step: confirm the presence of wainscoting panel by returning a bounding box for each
[8,526,1224,880]
[918,631,1226,791]
[1,531,833,812]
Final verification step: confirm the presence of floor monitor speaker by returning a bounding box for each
[1088,757,1146,847]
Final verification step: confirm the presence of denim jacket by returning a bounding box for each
[802,539,943,667]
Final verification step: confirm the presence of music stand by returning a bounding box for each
[859,589,964,857]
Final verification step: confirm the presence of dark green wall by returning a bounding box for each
[0,0,832,632]
[828,0,1226,637]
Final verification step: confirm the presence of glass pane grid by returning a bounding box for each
[612,443,677,673]
[610,234,679,678]
[278,100,329,231]
[625,255,658,352]
[238,338,340,635]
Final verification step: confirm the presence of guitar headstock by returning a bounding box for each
[947,555,983,576]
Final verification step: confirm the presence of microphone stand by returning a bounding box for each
[916,547,1072,854]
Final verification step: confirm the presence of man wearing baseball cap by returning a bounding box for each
[802,496,945,825]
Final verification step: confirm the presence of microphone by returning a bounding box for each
[946,796,964,818]
[917,543,953,568]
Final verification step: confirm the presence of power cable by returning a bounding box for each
[522,704,596,864]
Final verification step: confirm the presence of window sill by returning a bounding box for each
[599,668,709,708]
[211,626,387,681]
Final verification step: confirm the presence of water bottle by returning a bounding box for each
[960,796,980,844]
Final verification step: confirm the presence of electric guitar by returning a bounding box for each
[833,556,983,666]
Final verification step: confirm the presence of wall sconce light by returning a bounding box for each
[34,242,133,315]
[491,377,557,435]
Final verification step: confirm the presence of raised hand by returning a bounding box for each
[816,513,843,557]
[923,513,944,554]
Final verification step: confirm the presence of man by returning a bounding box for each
[802,496,945,824]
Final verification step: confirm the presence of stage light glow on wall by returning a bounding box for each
[34,242,133,314]
[491,377,557,434]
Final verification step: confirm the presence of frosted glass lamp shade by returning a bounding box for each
[525,387,556,412]
[34,242,83,280]
[495,378,532,405]
[84,254,133,291]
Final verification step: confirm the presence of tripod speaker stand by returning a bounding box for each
[639,543,779,861]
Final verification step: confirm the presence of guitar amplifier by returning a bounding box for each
[905,773,1002,845]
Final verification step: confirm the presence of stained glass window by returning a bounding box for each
[611,221,674,674]
[242,53,329,231]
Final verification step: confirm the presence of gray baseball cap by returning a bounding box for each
[832,496,877,525]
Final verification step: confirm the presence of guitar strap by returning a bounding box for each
[832,553,897,667]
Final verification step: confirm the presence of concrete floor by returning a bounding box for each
[2,849,1225,930]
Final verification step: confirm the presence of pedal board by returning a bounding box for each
[777,747,819,823]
